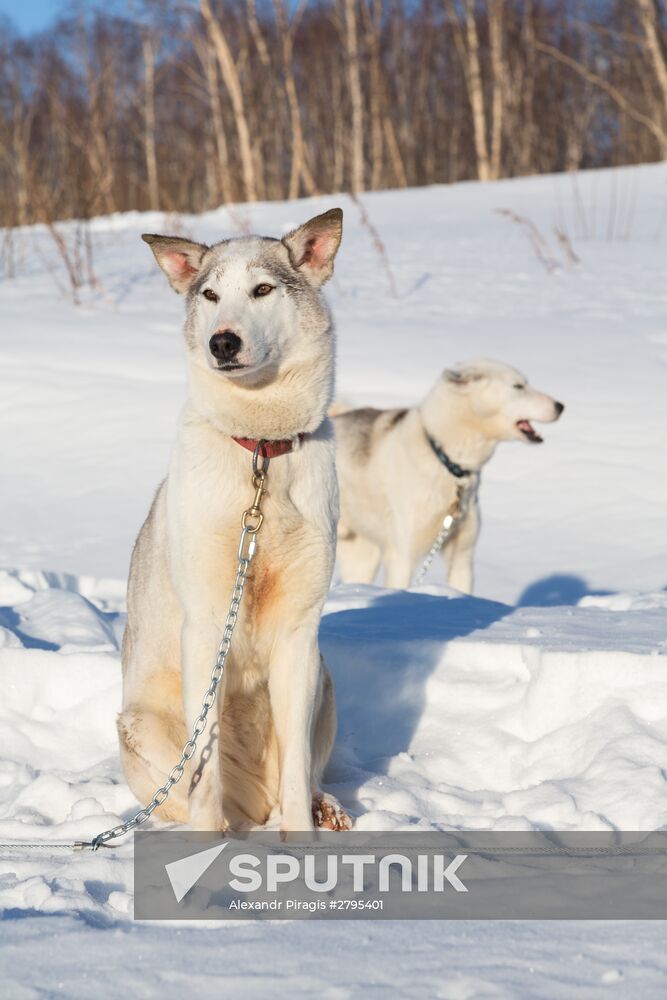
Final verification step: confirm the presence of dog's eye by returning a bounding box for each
[253,283,273,298]
[514,383,525,390]
[203,289,219,303]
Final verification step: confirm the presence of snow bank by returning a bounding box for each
[1,575,666,919]
[324,586,667,833]
[1,573,666,993]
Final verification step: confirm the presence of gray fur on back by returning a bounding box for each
[335,406,409,463]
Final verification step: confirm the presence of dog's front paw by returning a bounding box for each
[312,792,352,831]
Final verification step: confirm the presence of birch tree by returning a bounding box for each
[343,0,365,193]
[445,0,491,181]
[200,0,258,201]
[634,0,667,157]
[141,29,160,211]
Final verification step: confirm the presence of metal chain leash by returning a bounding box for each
[413,483,472,586]
[88,443,270,851]
[0,443,269,854]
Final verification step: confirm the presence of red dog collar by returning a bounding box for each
[232,434,306,459]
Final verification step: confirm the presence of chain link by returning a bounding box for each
[89,445,269,851]
[413,483,473,586]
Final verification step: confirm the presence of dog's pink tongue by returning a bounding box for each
[517,419,543,443]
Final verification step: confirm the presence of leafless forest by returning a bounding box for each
[1,0,666,227]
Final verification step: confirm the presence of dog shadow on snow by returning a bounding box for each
[517,573,612,607]
[320,573,622,820]
[319,587,512,818]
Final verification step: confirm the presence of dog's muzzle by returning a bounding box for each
[210,330,242,366]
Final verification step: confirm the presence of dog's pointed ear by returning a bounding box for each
[282,208,343,286]
[141,234,208,294]
[444,366,484,387]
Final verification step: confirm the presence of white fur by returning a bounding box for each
[119,211,351,833]
[335,359,564,593]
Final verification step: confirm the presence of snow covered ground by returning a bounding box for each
[1,163,667,995]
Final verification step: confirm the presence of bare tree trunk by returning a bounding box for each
[445,0,491,181]
[343,0,365,192]
[519,0,536,174]
[634,0,667,156]
[488,0,505,180]
[14,145,30,225]
[564,93,595,172]
[87,71,117,214]
[10,83,35,226]
[362,0,406,188]
[283,60,317,198]
[364,0,384,189]
[200,0,258,202]
[383,116,408,187]
[142,31,160,211]
[463,0,490,180]
[273,0,317,199]
[80,23,117,217]
[331,69,346,192]
[412,0,435,183]
[246,0,271,68]
[194,35,234,204]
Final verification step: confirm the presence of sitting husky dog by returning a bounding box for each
[118,209,351,834]
[335,359,564,593]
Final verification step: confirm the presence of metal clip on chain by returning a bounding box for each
[238,441,268,561]
[414,484,471,586]
[88,442,270,851]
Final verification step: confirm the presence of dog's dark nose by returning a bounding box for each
[555,401,565,416]
[209,330,242,362]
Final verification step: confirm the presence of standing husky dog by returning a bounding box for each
[335,359,564,593]
[119,209,352,834]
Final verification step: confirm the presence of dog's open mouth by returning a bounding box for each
[516,419,543,443]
